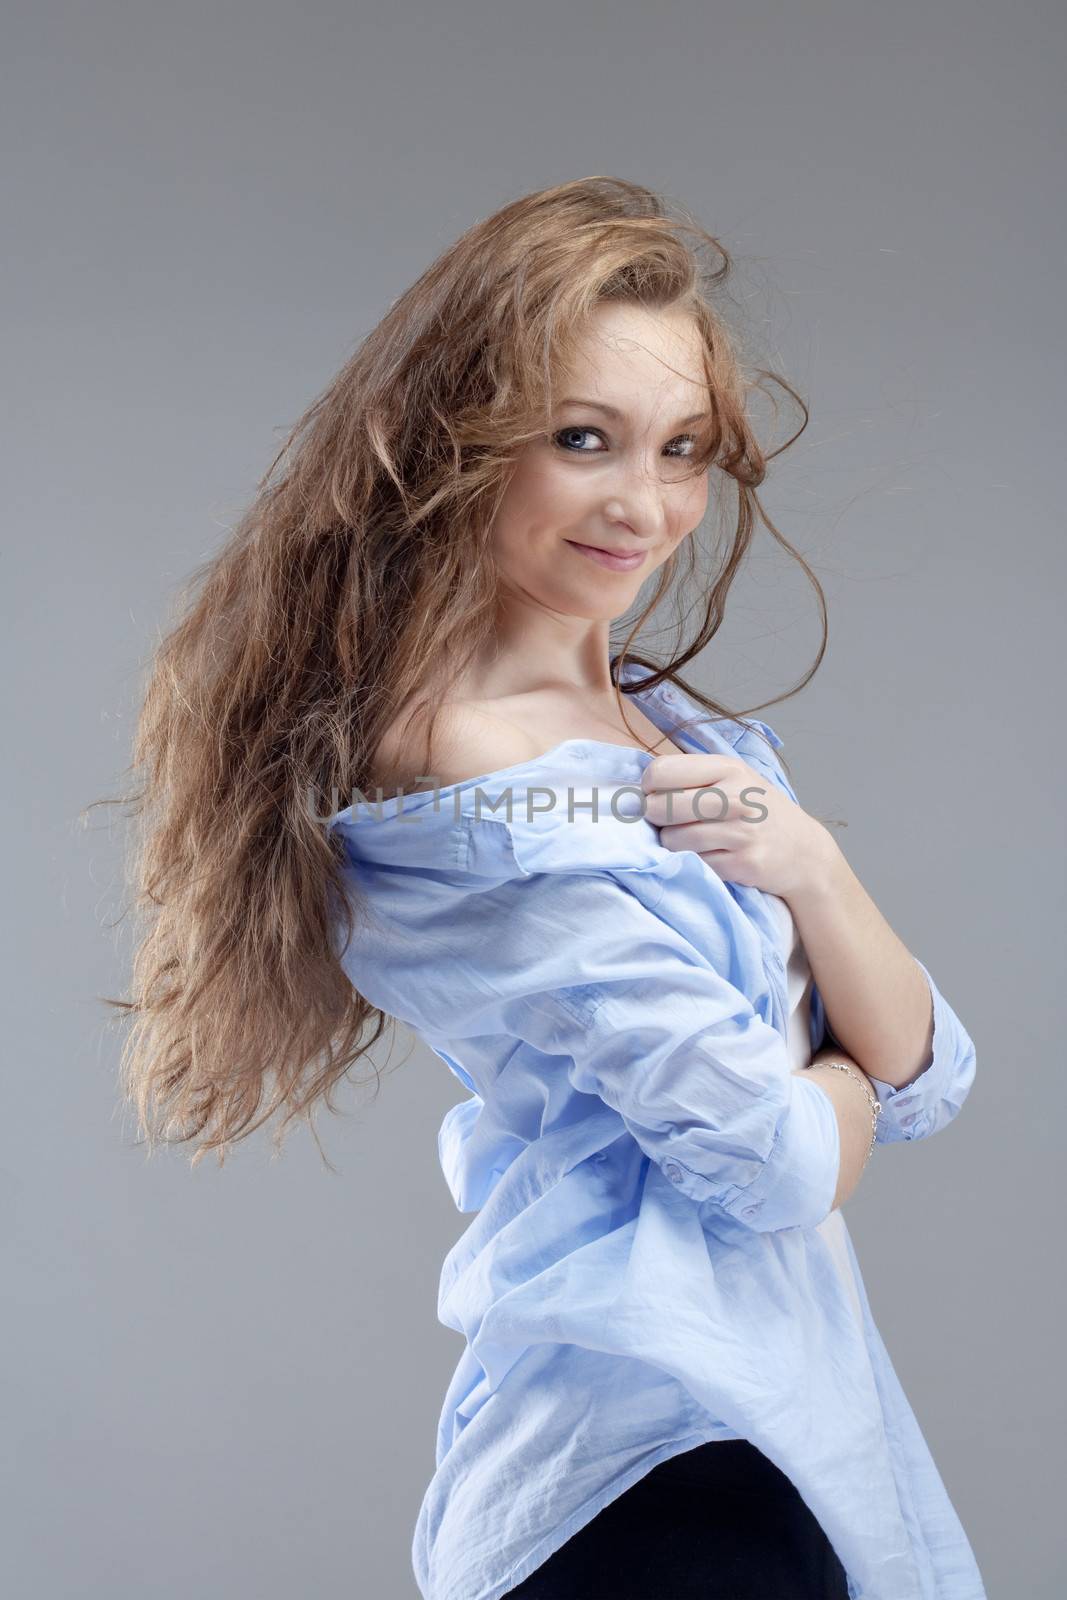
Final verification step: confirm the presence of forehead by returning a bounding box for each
[555,302,707,403]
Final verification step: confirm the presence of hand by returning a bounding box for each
[639,749,838,903]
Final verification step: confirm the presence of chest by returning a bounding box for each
[522,696,689,759]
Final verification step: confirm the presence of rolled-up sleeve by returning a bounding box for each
[518,951,840,1233]
[854,957,977,1143]
[442,862,842,1235]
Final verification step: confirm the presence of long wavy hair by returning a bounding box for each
[97,174,827,1168]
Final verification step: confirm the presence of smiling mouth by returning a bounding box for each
[577,543,642,555]
[565,540,647,569]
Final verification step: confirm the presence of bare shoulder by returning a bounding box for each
[371,698,542,791]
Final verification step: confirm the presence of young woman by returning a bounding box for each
[113,177,985,1599]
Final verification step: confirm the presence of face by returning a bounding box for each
[490,301,711,619]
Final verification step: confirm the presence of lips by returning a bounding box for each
[565,539,648,572]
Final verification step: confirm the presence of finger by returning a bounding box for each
[642,785,732,828]
[640,751,742,794]
[643,780,770,828]
[656,818,749,855]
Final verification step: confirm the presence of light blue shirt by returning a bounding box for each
[328,658,984,1600]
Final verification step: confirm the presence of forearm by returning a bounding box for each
[788,838,935,1090]
[794,1046,878,1210]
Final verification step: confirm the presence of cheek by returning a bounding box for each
[491,457,587,555]
[660,475,710,554]
[682,473,710,526]
[513,432,620,507]
[515,454,587,521]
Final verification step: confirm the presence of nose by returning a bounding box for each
[603,481,670,545]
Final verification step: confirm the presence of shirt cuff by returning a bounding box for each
[864,957,976,1143]
[697,1070,841,1233]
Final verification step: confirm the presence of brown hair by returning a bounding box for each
[95,175,826,1167]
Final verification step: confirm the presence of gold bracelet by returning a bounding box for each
[812,1060,881,1169]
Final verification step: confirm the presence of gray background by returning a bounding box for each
[4,2,1063,1594]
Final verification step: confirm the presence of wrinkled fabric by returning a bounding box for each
[327,658,984,1600]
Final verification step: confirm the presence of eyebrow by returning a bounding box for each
[557,397,711,428]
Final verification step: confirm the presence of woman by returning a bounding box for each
[112,177,985,1598]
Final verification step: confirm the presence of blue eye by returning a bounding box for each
[552,427,697,457]
[553,426,604,452]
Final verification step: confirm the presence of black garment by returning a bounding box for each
[501,1439,850,1599]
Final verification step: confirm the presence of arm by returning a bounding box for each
[420,849,845,1235]
[789,836,936,1088]
[794,1046,879,1209]
[638,736,975,1127]
[792,837,977,1144]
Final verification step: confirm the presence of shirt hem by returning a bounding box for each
[436,1421,749,1600]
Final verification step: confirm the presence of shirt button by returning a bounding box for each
[742,1202,763,1218]
[663,1161,683,1183]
